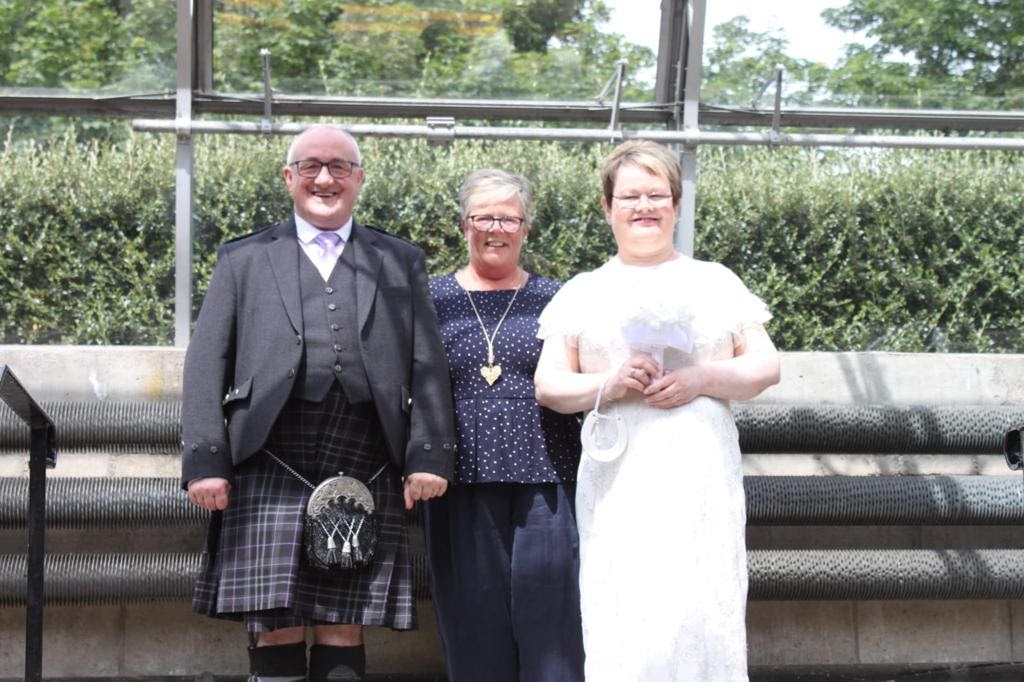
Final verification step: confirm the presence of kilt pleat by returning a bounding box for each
[193,384,416,632]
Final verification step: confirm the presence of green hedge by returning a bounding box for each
[2,128,1022,352]
[698,146,1024,351]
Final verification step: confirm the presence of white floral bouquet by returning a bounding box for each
[620,300,695,372]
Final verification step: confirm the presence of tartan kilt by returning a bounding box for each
[192,383,416,632]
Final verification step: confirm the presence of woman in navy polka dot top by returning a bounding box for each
[421,169,584,682]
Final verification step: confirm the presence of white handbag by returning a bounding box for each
[580,376,628,462]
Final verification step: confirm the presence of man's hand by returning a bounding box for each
[187,477,231,511]
[403,472,448,510]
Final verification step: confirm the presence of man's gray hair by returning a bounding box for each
[458,169,534,225]
[286,125,362,165]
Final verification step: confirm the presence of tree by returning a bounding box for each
[701,16,830,107]
[417,0,652,99]
[823,0,1024,108]
[0,0,124,89]
[503,0,583,52]
[212,0,653,100]
[0,0,652,102]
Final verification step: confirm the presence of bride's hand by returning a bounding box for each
[643,365,705,409]
[607,353,661,402]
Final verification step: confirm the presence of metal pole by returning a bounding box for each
[131,118,1024,152]
[194,0,213,92]
[677,0,706,257]
[24,426,48,682]
[174,0,195,347]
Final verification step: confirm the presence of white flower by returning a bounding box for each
[621,302,695,353]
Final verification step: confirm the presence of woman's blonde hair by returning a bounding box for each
[600,140,682,204]
[458,169,534,225]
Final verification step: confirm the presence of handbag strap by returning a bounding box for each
[261,447,388,491]
[592,374,613,417]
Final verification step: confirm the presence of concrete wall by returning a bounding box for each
[1,346,1022,677]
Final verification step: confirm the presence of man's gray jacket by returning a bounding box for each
[180,218,456,487]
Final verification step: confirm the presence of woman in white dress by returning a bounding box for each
[534,140,781,681]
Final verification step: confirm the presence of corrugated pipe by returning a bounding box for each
[735,404,1022,454]
[748,549,1024,600]
[0,553,432,606]
[0,476,1020,529]
[0,477,205,529]
[0,401,180,452]
[2,402,1019,454]
[0,553,197,606]
[744,475,1024,525]
[3,550,1022,605]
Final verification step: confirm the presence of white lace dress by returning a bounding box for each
[537,255,771,682]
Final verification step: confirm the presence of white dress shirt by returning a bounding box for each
[295,214,353,281]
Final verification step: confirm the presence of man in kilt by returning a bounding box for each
[181,126,456,681]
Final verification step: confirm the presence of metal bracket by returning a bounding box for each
[750,65,784,146]
[770,65,783,144]
[426,116,456,145]
[595,60,628,142]
[260,48,274,138]
[173,117,192,142]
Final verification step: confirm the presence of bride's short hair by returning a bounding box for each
[600,141,682,204]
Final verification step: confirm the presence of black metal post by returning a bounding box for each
[25,425,48,682]
[0,365,55,682]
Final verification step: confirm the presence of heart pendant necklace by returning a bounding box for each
[463,273,525,387]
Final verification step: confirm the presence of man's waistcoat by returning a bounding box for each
[291,245,373,403]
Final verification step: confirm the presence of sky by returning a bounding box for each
[604,0,859,68]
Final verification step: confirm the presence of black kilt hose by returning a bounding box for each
[193,384,416,632]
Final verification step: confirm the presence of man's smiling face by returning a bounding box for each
[283,127,364,230]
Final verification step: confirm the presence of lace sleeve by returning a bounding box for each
[711,263,772,332]
[536,271,592,343]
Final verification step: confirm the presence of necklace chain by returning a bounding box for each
[463,273,524,369]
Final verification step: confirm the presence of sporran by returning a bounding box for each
[263,448,385,572]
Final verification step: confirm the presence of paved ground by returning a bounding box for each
[749,663,1024,680]
[17,664,1024,681]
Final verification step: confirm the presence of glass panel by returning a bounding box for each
[0,0,175,96]
[212,0,655,100]
[0,117,175,345]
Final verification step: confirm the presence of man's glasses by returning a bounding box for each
[468,215,526,233]
[290,158,361,180]
[611,193,674,209]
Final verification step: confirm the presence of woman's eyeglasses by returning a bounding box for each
[467,215,526,233]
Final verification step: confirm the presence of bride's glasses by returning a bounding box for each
[612,193,674,209]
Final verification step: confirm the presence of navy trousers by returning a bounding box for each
[422,482,585,682]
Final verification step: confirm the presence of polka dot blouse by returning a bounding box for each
[430,272,582,484]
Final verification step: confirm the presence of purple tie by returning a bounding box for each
[314,231,342,275]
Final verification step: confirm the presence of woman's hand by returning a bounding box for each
[642,365,705,409]
[606,353,662,402]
